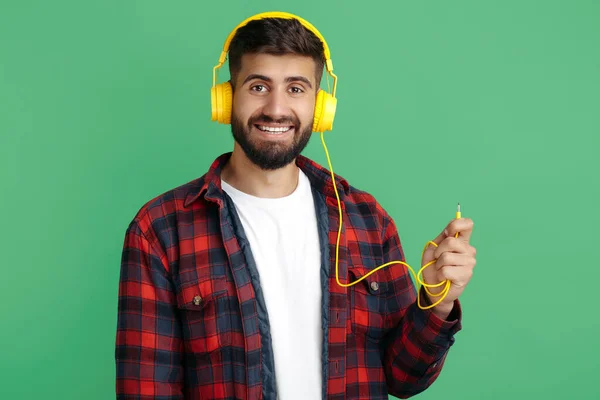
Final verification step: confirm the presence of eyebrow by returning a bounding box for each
[242,74,313,89]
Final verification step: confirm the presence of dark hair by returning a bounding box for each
[228,17,325,89]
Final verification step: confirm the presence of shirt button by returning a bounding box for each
[193,295,202,306]
[370,281,379,291]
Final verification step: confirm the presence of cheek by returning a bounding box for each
[233,94,257,121]
[299,102,316,123]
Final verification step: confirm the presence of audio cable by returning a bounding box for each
[319,132,460,310]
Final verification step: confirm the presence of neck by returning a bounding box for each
[220,145,300,198]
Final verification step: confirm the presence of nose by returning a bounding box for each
[262,89,290,121]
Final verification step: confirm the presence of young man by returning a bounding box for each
[115,13,477,400]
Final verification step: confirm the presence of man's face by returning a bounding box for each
[230,53,318,170]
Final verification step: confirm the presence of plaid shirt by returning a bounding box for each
[115,152,462,400]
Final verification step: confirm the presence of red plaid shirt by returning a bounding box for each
[115,152,462,399]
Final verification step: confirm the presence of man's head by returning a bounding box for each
[227,17,325,170]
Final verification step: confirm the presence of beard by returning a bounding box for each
[231,110,313,170]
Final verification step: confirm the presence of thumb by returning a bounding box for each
[422,227,447,264]
[431,227,449,246]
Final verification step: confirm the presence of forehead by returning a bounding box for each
[237,53,317,82]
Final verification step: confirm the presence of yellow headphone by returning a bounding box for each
[210,11,338,133]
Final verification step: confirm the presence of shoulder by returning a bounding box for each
[125,174,208,238]
[343,183,397,237]
[344,184,388,216]
[297,155,397,237]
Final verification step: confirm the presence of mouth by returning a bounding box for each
[253,124,295,138]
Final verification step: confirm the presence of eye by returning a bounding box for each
[251,84,268,92]
[289,86,304,94]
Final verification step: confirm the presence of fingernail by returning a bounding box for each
[444,229,448,236]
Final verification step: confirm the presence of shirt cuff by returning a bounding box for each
[414,286,463,347]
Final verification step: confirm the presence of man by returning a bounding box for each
[115,13,477,400]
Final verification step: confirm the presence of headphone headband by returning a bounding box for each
[212,11,336,97]
[210,11,338,132]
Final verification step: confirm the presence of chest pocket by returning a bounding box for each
[348,266,390,342]
[176,276,233,353]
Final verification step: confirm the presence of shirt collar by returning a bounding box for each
[184,152,350,208]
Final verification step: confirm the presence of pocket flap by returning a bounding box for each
[176,277,228,310]
[348,266,389,295]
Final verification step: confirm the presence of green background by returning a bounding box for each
[1,0,598,398]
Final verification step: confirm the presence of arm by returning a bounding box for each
[380,216,462,399]
[115,220,184,399]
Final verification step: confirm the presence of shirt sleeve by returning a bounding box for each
[115,220,185,399]
[380,214,462,399]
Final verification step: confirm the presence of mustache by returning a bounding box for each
[248,114,299,127]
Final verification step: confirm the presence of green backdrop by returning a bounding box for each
[1,0,599,399]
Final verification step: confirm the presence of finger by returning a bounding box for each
[434,238,476,259]
[446,218,474,242]
[433,236,471,259]
[434,252,475,271]
[437,265,474,288]
[429,227,448,247]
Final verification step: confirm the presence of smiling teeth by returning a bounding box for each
[257,125,292,133]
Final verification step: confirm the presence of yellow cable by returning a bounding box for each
[320,132,460,310]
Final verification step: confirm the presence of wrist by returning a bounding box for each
[420,288,455,320]
[431,301,454,321]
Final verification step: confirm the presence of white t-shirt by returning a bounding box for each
[221,168,322,399]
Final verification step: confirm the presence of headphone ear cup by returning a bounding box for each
[312,90,337,132]
[211,81,233,124]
